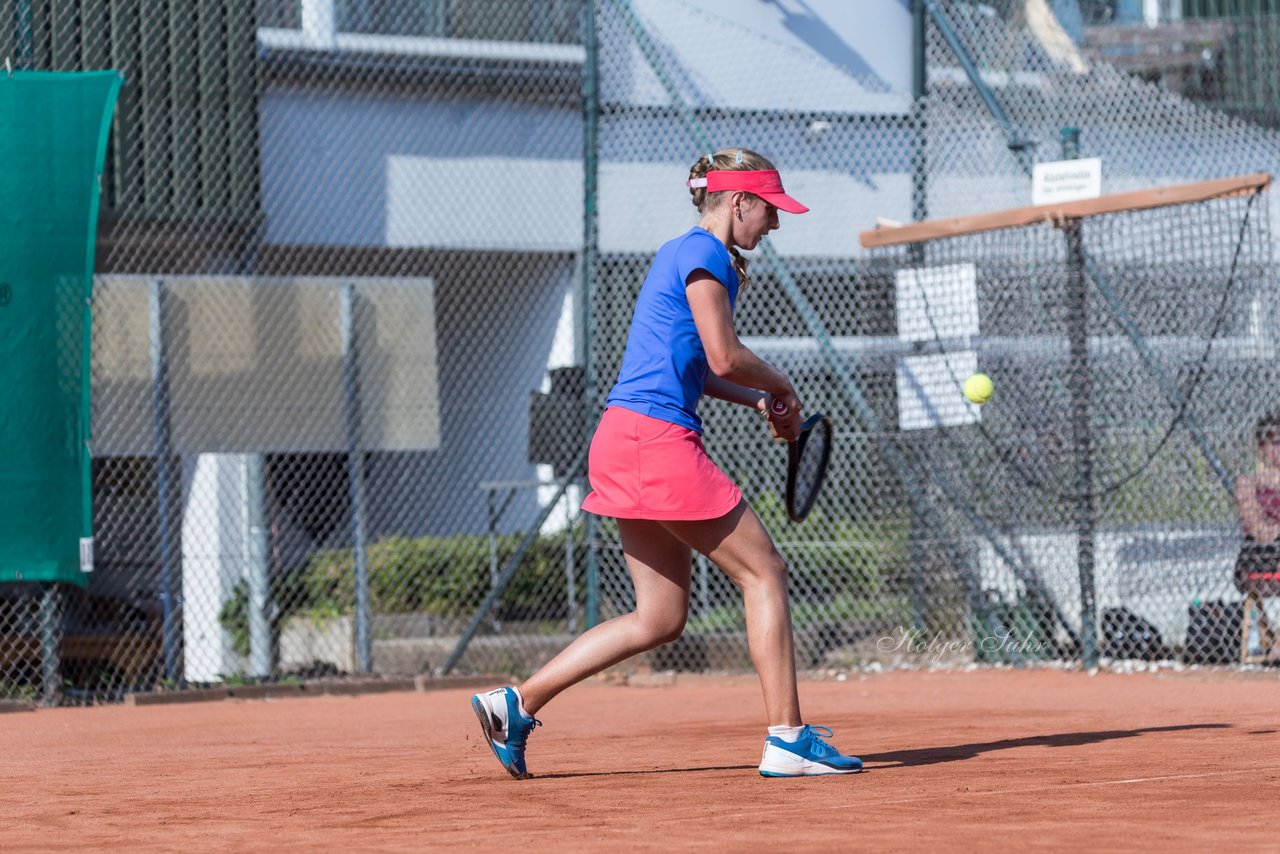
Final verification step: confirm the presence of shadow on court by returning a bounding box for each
[862,723,1232,768]
[533,764,757,780]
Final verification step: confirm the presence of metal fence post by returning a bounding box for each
[149,278,180,685]
[1061,125,1080,161]
[245,453,272,678]
[1064,217,1098,668]
[582,0,601,628]
[340,283,373,674]
[38,582,62,705]
[908,0,930,637]
[912,0,929,228]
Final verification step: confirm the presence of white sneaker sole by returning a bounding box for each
[758,744,862,777]
[471,693,527,780]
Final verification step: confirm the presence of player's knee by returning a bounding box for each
[636,609,687,646]
[721,549,787,592]
[754,549,788,586]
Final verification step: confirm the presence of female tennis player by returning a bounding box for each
[472,148,861,779]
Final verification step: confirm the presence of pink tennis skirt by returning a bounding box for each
[580,406,742,521]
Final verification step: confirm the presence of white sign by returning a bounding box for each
[1032,157,1102,206]
[895,264,979,343]
[896,351,981,431]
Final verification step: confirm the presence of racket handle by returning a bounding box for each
[770,398,788,416]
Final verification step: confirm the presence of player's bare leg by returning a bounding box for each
[663,501,800,726]
[516,518,692,714]
[665,500,861,776]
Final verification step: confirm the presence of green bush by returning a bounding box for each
[300,531,580,618]
[680,491,909,634]
[754,489,907,601]
[220,493,907,655]
[219,529,584,656]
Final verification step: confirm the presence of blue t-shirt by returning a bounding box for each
[606,227,739,433]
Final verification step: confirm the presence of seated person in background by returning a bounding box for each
[1233,412,1280,658]
[1235,414,1280,558]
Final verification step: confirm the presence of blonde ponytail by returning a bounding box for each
[687,155,712,210]
[728,245,749,290]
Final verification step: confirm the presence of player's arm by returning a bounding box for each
[1235,474,1280,543]
[703,375,792,443]
[686,272,795,403]
[703,374,768,412]
[687,271,800,440]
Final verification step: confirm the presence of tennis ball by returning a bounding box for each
[963,373,994,405]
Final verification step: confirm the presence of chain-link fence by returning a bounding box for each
[864,176,1273,666]
[4,1,1280,704]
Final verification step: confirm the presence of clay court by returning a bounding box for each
[4,667,1278,851]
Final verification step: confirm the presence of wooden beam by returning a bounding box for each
[859,173,1271,249]
[1082,20,1234,48]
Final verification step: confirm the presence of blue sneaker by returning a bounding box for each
[758,725,862,777]
[471,687,541,779]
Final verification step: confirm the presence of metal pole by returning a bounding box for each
[441,444,589,674]
[245,454,272,678]
[38,583,61,705]
[340,283,372,673]
[612,0,713,154]
[486,490,499,590]
[582,0,602,628]
[1060,126,1080,161]
[1059,128,1099,667]
[15,0,33,68]
[697,553,710,615]
[909,511,928,635]
[1064,219,1098,668]
[564,494,577,635]
[909,0,929,634]
[149,279,180,685]
[911,0,929,231]
[924,0,1034,169]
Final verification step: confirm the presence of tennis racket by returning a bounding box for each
[771,399,833,523]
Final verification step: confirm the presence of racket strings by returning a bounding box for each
[790,420,831,518]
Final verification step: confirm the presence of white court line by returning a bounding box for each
[869,764,1280,805]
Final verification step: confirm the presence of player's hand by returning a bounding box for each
[765,393,802,443]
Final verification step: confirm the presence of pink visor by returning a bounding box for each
[706,169,808,214]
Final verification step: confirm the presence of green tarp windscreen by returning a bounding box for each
[0,71,121,586]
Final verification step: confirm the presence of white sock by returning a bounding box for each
[512,686,533,721]
[768,724,805,743]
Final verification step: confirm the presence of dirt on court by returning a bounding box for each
[3,667,1278,851]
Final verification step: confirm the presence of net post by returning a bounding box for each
[1063,218,1099,668]
[1059,126,1098,666]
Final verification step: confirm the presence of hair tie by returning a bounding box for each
[687,178,708,188]
[734,149,744,164]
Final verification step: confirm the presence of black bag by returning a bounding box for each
[1183,600,1243,665]
[1102,607,1169,661]
[1234,541,1280,596]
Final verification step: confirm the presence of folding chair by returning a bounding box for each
[1240,571,1279,665]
